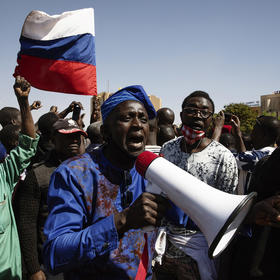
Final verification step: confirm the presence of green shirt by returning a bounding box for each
[0,134,39,280]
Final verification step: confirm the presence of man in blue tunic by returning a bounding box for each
[43,86,168,280]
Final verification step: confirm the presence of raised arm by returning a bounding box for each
[57,101,84,119]
[211,110,225,141]
[231,115,246,152]
[1,76,39,191]
[13,76,36,139]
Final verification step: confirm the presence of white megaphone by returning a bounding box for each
[135,151,257,258]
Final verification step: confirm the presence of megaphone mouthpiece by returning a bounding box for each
[136,150,159,177]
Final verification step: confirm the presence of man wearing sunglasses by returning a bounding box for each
[154,91,238,280]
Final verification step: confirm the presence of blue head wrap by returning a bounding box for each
[101,85,156,122]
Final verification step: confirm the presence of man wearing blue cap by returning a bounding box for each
[43,86,168,280]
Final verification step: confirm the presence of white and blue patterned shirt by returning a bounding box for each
[159,136,238,258]
[233,146,275,194]
[161,137,238,194]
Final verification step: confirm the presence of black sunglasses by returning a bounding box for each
[182,107,213,119]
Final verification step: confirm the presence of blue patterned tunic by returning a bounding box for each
[43,147,155,280]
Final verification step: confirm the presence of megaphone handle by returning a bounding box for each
[146,181,162,194]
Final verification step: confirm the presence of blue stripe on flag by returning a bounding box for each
[19,33,96,66]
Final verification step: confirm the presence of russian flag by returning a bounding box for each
[14,8,97,96]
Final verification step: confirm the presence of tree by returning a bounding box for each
[224,103,258,134]
[262,111,280,119]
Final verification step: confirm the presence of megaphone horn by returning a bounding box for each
[135,151,257,258]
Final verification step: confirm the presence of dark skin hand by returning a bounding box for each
[211,110,225,142]
[13,76,36,139]
[68,101,84,111]
[30,270,46,280]
[246,195,280,227]
[76,113,86,129]
[114,192,169,238]
[57,101,84,119]
[30,100,42,111]
[230,115,246,152]
[49,105,58,113]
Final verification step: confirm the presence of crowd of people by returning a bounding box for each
[1,76,280,280]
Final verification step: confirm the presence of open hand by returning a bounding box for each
[231,115,242,137]
[214,110,225,129]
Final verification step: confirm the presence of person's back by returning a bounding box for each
[231,148,280,280]
[234,115,280,194]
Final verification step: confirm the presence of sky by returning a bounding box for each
[1,0,280,127]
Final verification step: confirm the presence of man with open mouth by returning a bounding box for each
[43,85,169,280]
[153,91,238,280]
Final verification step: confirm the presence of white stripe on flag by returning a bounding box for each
[21,8,95,40]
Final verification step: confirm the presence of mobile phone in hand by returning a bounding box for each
[72,104,81,121]
[224,112,232,123]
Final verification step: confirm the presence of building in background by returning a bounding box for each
[261,91,280,117]
[244,100,261,116]
[148,94,161,111]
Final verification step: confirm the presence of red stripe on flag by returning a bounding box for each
[14,54,97,96]
[135,233,149,280]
